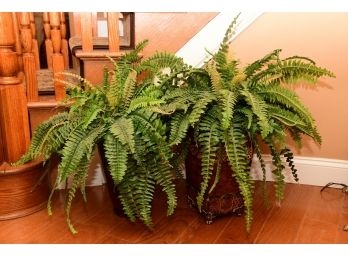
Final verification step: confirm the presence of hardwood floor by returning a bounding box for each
[0,180,347,244]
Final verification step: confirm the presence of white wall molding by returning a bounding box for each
[176,12,263,67]
[251,154,348,187]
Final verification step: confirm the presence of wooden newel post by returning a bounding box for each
[0,12,30,163]
[19,12,39,102]
[49,12,65,101]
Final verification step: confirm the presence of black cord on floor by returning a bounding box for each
[320,182,348,232]
[320,182,348,193]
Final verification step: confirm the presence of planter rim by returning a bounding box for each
[0,159,43,176]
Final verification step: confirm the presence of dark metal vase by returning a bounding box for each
[185,141,253,224]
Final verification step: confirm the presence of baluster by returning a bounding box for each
[60,12,69,69]
[29,12,40,69]
[49,12,65,101]
[19,12,39,102]
[43,12,53,69]
[0,12,30,162]
[80,13,93,52]
[107,12,120,52]
[12,13,24,80]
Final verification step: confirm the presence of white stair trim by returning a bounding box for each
[251,155,348,187]
[176,12,263,67]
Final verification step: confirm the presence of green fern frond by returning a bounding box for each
[122,70,137,109]
[244,49,281,78]
[13,112,70,165]
[121,39,149,64]
[150,158,177,216]
[205,60,222,92]
[81,105,103,130]
[267,141,286,203]
[208,146,223,194]
[279,59,335,84]
[267,105,307,127]
[133,162,156,228]
[220,89,238,130]
[253,140,269,207]
[107,70,120,108]
[188,92,215,124]
[127,96,165,113]
[258,84,316,129]
[110,117,135,153]
[169,112,190,146]
[281,148,299,183]
[223,121,254,232]
[138,51,185,75]
[196,113,220,211]
[241,86,270,138]
[58,125,105,183]
[65,153,92,234]
[213,13,240,70]
[104,133,128,184]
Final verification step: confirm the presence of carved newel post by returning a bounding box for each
[0,12,30,161]
[0,13,49,220]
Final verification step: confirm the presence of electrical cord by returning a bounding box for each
[320,182,348,232]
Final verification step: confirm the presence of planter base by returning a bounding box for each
[186,183,244,224]
[185,138,252,224]
[0,160,50,220]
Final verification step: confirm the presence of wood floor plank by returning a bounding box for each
[134,205,198,243]
[254,183,316,244]
[334,192,348,243]
[180,214,232,244]
[215,182,274,243]
[293,217,339,243]
[1,182,348,244]
[0,186,111,243]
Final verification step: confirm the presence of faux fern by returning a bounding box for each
[160,16,335,232]
[14,40,191,233]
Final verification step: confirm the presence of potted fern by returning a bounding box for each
[14,40,188,233]
[158,16,335,231]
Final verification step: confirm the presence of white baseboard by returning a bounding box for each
[251,154,348,187]
[82,154,348,188]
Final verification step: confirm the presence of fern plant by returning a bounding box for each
[156,16,335,232]
[14,40,188,234]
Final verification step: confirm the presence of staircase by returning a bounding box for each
[0,12,129,219]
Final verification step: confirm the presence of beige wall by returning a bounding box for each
[230,13,348,160]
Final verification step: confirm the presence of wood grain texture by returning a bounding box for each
[107,13,120,52]
[0,181,347,243]
[254,184,317,244]
[43,13,53,69]
[0,161,50,220]
[29,12,40,69]
[0,12,30,162]
[135,12,218,57]
[80,13,93,52]
[19,12,39,101]
[52,54,65,100]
